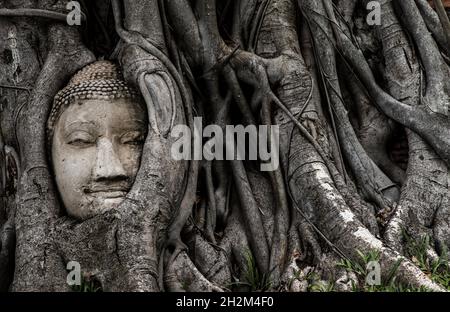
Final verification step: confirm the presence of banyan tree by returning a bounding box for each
[0,0,450,292]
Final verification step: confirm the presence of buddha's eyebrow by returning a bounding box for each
[64,121,98,132]
[127,119,146,125]
[115,119,147,129]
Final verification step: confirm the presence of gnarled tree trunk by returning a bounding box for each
[0,0,449,292]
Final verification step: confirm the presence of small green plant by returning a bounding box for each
[180,279,193,291]
[404,233,450,290]
[71,274,102,293]
[304,271,335,292]
[288,267,335,292]
[337,250,380,277]
[336,249,418,292]
[228,249,273,291]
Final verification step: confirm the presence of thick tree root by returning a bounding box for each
[288,128,445,291]
[13,24,95,291]
[165,252,224,292]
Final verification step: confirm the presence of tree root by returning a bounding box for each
[301,0,401,211]
[12,23,95,291]
[416,0,450,55]
[324,0,450,168]
[0,203,15,291]
[289,131,445,291]
[184,228,232,286]
[261,99,289,285]
[203,161,217,244]
[165,251,225,292]
[0,8,84,23]
[432,0,450,52]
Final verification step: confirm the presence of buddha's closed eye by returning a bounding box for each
[120,130,145,145]
[67,130,96,147]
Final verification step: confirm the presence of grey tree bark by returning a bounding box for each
[0,0,449,292]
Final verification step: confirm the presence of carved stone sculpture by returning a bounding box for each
[48,61,147,220]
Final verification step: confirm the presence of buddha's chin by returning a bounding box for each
[95,197,125,213]
[71,196,126,220]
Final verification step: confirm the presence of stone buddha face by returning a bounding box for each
[49,61,147,220]
[51,98,146,220]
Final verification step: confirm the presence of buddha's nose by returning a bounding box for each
[93,138,127,181]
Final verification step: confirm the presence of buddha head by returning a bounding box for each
[47,61,148,220]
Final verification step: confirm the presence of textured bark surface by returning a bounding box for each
[0,0,450,292]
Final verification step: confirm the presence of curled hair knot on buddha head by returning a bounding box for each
[47,60,143,145]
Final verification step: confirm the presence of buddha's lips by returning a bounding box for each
[87,191,127,199]
[83,184,130,198]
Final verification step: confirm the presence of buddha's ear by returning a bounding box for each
[118,45,179,137]
[138,71,177,137]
